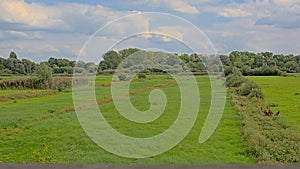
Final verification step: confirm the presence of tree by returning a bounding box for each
[285,61,299,73]
[119,48,140,59]
[100,50,122,69]
[34,63,52,81]
[22,59,35,74]
[9,51,18,59]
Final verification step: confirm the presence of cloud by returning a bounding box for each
[272,0,298,6]
[0,0,63,28]
[166,0,199,14]
[1,0,300,62]
[256,15,300,29]
[0,0,130,33]
[153,26,184,42]
[219,8,251,18]
[128,0,199,14]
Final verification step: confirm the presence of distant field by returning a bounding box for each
[248,76,300,132]
[0,75,252,164]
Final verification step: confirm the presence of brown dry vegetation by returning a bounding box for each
[0,90,57,102]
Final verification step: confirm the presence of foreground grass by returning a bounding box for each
[0,75,252,164]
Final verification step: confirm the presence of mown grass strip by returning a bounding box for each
[0,90,58,102]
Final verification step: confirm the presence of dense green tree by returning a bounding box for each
[99,50,122,70]
[9,51,18,59]
[34,63,52,81]
[119,48,140,59]
[285,61,299,73]
[22,59,35,74]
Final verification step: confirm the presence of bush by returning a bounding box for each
[248,88,264,99]
[137,73,147,79]
[226,74,245,87]
[118,74,127,81]
[240,81,264,99]
[225,67,247,87]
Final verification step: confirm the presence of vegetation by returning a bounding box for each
[226,68,264,99]
[34,63,52,81]
[227,70,300,164]
[0,51,96,76]
[117,74,127,81]
[1,48,300,164]
[137,73,147,79]
[2,49,299,77]
[97,49,300,75]
[248,76,300,133]
[0,75,252,164]
[222,51,300,75]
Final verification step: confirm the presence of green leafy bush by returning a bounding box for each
[226,67,247,87]
[226,74,246,87]
[248,88,264,99]
[118,74,127,81]
[137,73,147,79]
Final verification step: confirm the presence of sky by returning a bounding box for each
[0,0,300,62]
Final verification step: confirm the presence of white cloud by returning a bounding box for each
[130,0,199,14]
[0,0,130,32]
[219,8,251,18]
[272,0,298,6]
[153,26,184,42]
[166,0,199,14]
[1,0,300,61]
[0,0,62,28]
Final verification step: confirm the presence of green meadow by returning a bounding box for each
[248,76,300,133]
[0,75,252,164]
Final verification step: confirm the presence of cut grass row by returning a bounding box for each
[0,90,58,102]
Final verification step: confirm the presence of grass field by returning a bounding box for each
[248,76,300,132]
[0,75,253,164]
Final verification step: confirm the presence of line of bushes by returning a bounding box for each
[227,68,300,164]
[0,77,88,91]
[226,68,264,99]
[224,66,285,76]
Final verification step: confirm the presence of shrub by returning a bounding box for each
[240,81,257,96]
[226,74,245,87]
[137,73,147,79]
[248,88,264,99]
[240,80,264,99]
[225,67,246,87]
[118,74,127,81]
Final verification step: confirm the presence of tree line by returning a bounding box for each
[98,49,300,76]
[0,51,97,76]
[1,49,300,76]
